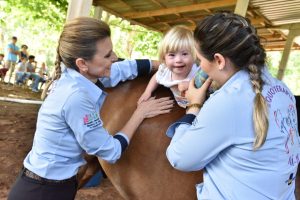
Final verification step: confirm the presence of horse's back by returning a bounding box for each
[99,76,202,200]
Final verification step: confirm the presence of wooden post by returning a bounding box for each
[94,6,103,20]
[277,30,297,80]
[66,0,93,21]
[234,0,249,17]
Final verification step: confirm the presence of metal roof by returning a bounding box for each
[93,0,300,51]
[251,0,300,25]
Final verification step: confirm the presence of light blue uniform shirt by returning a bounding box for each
[6,43,19,62]
[24,59,151,180]
[166,69,300,200]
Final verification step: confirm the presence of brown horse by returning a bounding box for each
[78,75,203,200]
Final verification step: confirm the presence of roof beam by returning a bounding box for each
[250,17,265,25]
[123,0,237,19]
[115,0,134,10]
[149,0,166,8]
[151,16,264,27]
[251,8,272,25]
[270,23,300,31]
[149,15,206,25]
[261,35,284,41]
[261,40,290,46]
[147,0,173,28]
[93,4,158,32]
[234,0,249,17]
[264,46,300,51]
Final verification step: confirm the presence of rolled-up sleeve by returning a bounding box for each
[100,59,151,87]
[63,91,128,163]
[166,98,235,172]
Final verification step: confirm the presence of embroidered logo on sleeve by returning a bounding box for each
[83,112,102,128]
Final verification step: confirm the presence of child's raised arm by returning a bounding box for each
[137,72,159,105]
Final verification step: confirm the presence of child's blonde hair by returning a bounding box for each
[158,25,196,63]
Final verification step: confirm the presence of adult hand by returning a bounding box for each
[121,97,173,141]
[186,78,212,105]
[136,97,173,119]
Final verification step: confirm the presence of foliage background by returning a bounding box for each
[0,0,299,94]
[0,0,161,67]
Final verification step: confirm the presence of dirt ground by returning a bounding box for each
[0,82,123,200]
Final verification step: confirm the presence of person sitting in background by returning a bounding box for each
[24,55,35,78]
[25,55,36,76]
[15,57,27,85]
[0,53,8,82]
[31,62,49,92]
[23,55,41,92]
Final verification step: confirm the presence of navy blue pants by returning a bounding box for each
[8,169,77,200]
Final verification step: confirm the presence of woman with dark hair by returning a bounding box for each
[8,17,173,200]
[166,12,299,199]
[19,44,29,62]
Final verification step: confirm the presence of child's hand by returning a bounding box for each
[178,81,189,97]
[137,91,152,105]
[178,81,189,91]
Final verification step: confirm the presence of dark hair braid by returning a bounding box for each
[194,12,269,149]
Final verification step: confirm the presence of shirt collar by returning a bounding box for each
[211,70,248,96]
[65,67,104,103]
[222,70,248,89]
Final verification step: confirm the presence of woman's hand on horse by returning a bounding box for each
[136,97,174,118]
[186,78,212,105]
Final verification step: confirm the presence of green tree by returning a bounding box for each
[107,14,162,60]
[0,0,67,68]
[267,51,300,95]
[0,3,162,69]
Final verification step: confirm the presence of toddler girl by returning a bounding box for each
[138,25,198,108]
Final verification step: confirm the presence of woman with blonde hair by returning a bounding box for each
[8,17,173,200]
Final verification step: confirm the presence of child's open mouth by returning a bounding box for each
[174,65,185,68]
